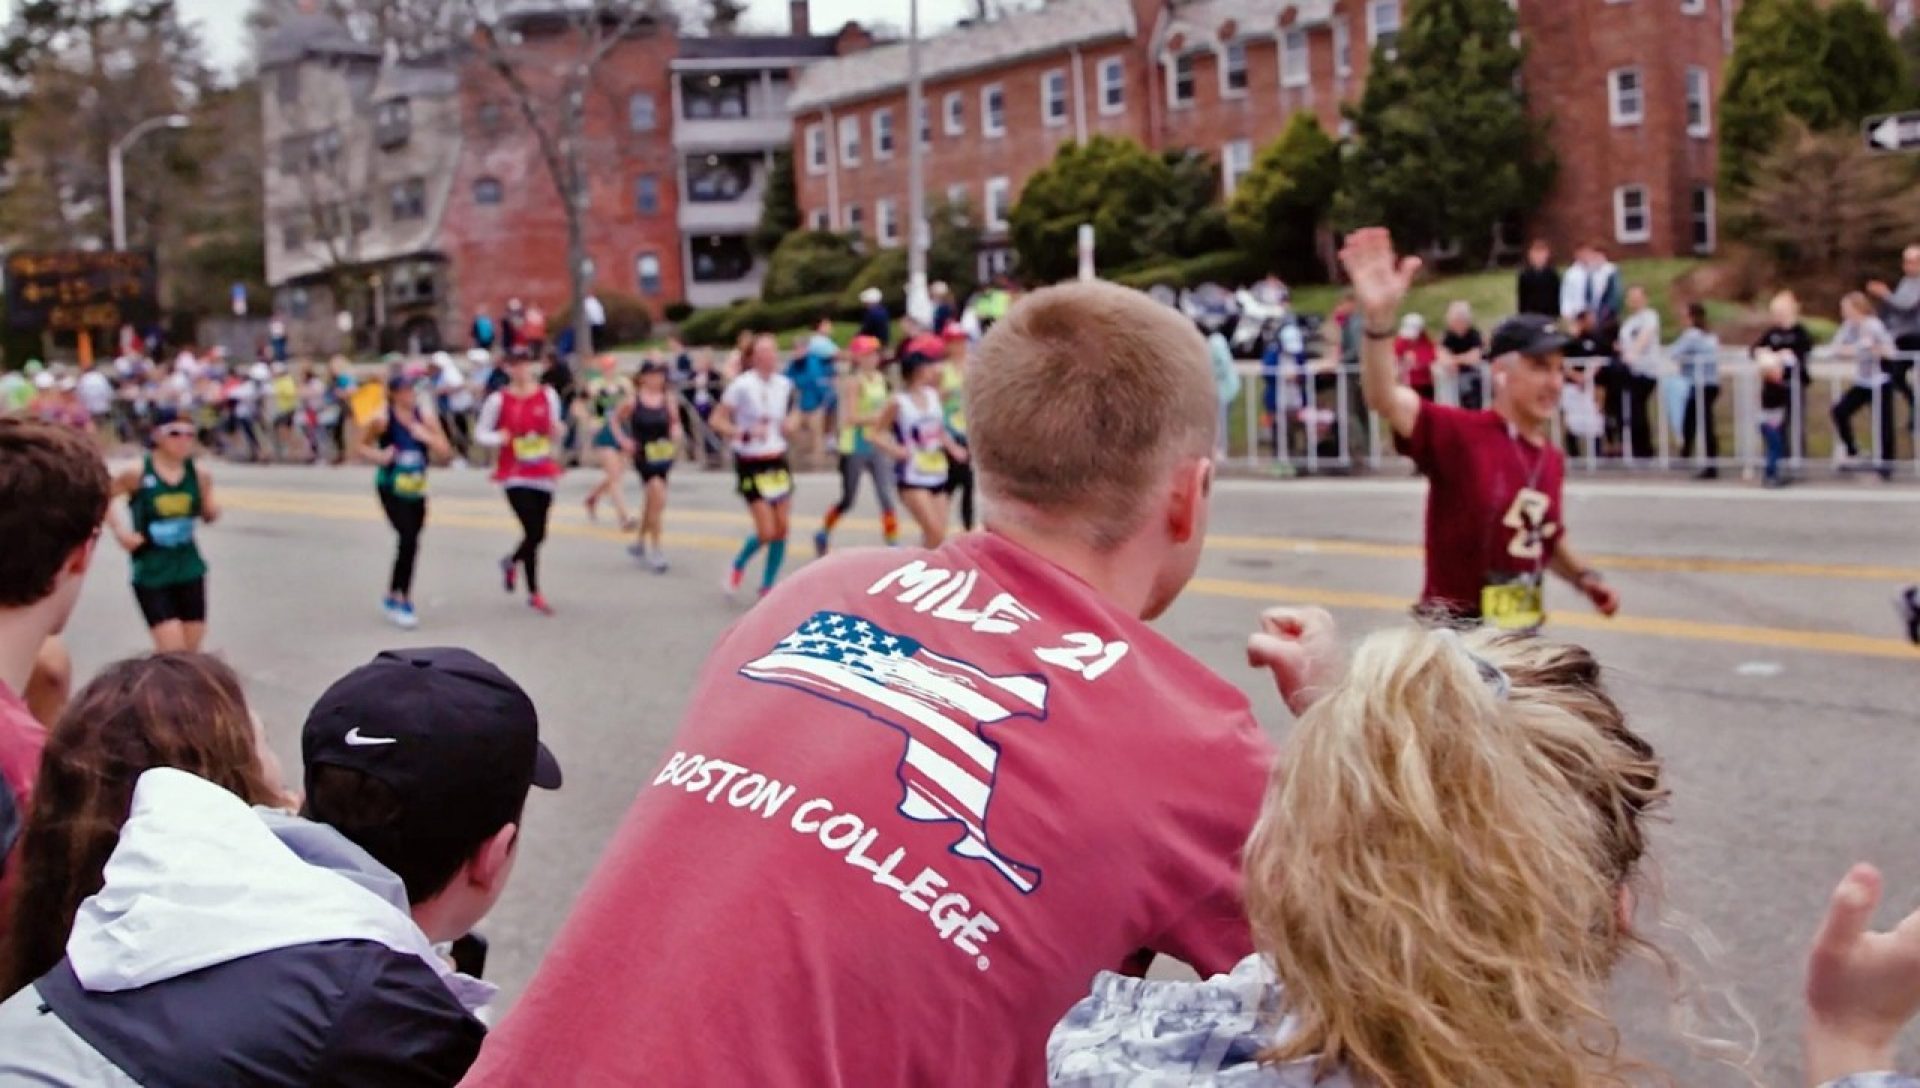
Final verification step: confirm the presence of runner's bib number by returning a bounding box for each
[392,450,427,497]
[912,449,949,478]
[752,468,792,501]
[1481,581,1544,631]
[643,438,677,465]
[147,516,195,549]
[512,434,553,463]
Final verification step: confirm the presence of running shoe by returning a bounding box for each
[380,596,400,624]
[529,594,554,616]
[1899,586,1920,646]
[648,550,670,575]
[585,494,600,522]
[393,601,420,630]
[500,556,517,593]
[758,586,773,600]
[812,529,830,558]
[626,541,648,560]
[725,566,744,597]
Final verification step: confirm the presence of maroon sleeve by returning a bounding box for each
[1144,720,1276,977]
[1392,398,1467,476]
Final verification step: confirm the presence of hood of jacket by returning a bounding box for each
[64,767,495,1010]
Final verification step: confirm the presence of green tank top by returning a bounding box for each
[130,455,206,587]
[941,366,967,439]
[838,371,889,455]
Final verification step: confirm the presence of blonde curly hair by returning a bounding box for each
[1244,626,1667,1088]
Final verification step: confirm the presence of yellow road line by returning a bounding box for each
[218,492,1918,661]
[219,486,1920,584]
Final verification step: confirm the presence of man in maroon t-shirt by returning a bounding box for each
[0,419,110,950]
[1342,228,1621,628]
[466,282,1308,1087]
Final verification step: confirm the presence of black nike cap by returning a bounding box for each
[1488,313,1572,360]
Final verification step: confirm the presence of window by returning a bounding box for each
[1098,57,1125,114]
[473,176,502,205]
[873,108,894,158]
[375,98,411,149]
[1691,185,1715,254]
[1368,0,1401,53]
[918,98,931,147]
[389,177,426,221]
[686,152,757,202]
[805,122,826,173]
[945,182,970,214]
[1281,28,1310,88]
[306,128,342,172]
[681,72,753,120]
[1609,68,1643,126]
[636,253,663,296]
[985,176,1011,230]
[1222,139,1254,197]
[691,236,754,283]
[1681,0,1705,12]
[1613,184,1650,244]
[278,136,302,175]
[288,286,310,319]
[282,217,305,250]
[1333,18,1352,77]
[477,101,504,137]
[1170,53,1196,106]
[982,83,1005,137]
[845,203,863,235]
[878,198,899,246]
[1043,69,1069,126]
[635,173,660,214]
[628,92,658,133]
[1685,66,1711,137]
[839,115,861,165]
[274,65,299,103]
[944,90,965,135]
[1222,41,1248,95]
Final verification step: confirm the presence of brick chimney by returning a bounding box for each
[790,0,810,36]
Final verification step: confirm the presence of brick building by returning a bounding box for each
[787,0,1743,277]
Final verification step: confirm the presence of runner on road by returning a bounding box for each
[580,355,636,529]
[626,359,682,573]
[356,365,451,629]
[475,354,566,615]
[109,414,221,652]
[875,346,964,548]
[1343,227,1619,629]
[813,334,899,556]
[940,324,976,531]
[711,334,798,599]
[460,280,1282,1088]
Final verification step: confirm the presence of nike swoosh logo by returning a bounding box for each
[343,727,398,747]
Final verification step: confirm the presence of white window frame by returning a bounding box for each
[944,90,964,135]
[1169,52,1196,108]
[1281,28,1310,88]
[1219,40,1248,98]
[1042,68,1069,127]
[635,253,663,296]
[804,122,826,174]
[873,108,894,160]
[1222,139,1254,198]
[809,208,829,230]
[1333,18,1352,77]
[838,114,861,166]
[1691,185,1716,254]
[1367,0,1401,53]
[1098,56,1125,115]
[1613,184,1650,245]
[1685,65,1711,137]
[877,197,899,246]
[1681,0,1705,12]
[845,202,863,235]
[985,176,1011,230]
[1608,67,1643,127]
[982,83,1006,137]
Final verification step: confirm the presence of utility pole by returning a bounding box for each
[905,0,931,324]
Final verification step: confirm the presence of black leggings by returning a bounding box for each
[505,487,553,595]
[378,489,426,596]
[949,458,975,531]
[1833,384,1898,463]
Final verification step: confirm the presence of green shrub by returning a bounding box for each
[676,291,853,345]
[677,303,743,345]
[837,248,908,310]
[1110,251,1257,291]
[558,289,652,347]
[763,230,866,301]
[662,300,695,323]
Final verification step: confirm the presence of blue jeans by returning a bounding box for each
[1760,420,1786,481]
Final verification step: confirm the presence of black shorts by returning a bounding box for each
[898,481,946,495]
[134,579,206,628]
[735,457,794,505]
[636,458,674,483]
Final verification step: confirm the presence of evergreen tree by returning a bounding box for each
[752,150,798,256]
[1822,0,1912,121]
[1007,135,1175,282]
[1719,0,1837,194]
[1229,113,1340,282]
[1332,0,1551,263]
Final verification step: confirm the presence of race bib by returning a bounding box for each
[1480,580,1544,631]
[753,468,793,501]
[643,438,677,465]
[391,451,428,496]
[912,448,949,477]
[512,433,553,463]
[147,516,195,550]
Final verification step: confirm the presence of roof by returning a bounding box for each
[789,0,1137,112]
[1161,0,1333,48]
[675,34,843,63]
[259,12,381,69]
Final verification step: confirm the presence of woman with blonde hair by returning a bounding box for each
[1049,623,1676,1087]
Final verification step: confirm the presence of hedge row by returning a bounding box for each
[1109,251,1259,291]
[676,291,859,346]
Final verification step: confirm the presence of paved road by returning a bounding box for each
[58,460,1919,1083]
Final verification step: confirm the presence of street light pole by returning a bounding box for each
[109,113,190,251]
[905,0,930,324]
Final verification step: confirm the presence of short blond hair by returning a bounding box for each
[967,281,1215,550]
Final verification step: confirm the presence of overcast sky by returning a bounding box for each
[0,0,982,76]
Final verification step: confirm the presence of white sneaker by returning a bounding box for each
[648,549,669,574]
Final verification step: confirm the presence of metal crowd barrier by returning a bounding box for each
[1224,350,1920,479]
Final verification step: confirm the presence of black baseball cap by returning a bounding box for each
[1488,314,1571,359]
[302,648,561,852]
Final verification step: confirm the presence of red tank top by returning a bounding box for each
[493,388,562,484]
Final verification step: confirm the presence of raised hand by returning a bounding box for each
[1246,606,1342,716]
[1804,863,1920,1085]
[1337,227,1422,327]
